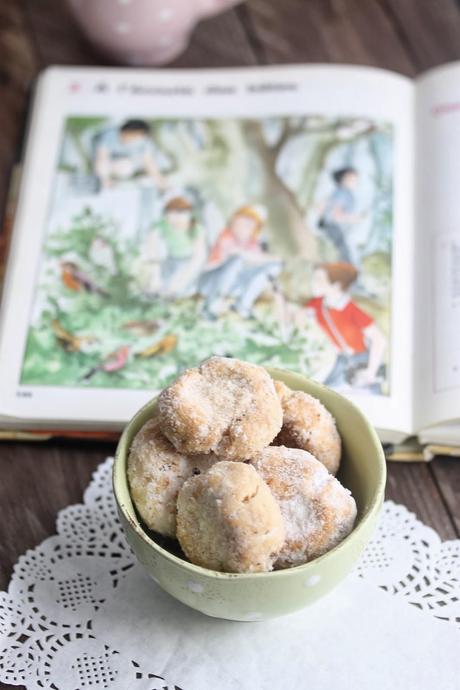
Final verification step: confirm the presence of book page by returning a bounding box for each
[0,65,415,435]
[415,63,460,429]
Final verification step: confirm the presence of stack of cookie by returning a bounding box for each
[128,356,357,574]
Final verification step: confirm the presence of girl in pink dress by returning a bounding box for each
[199,205,282,319]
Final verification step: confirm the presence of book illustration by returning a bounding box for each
[306,263,386,393]
[317,167,364,263]
[20,114,393,395]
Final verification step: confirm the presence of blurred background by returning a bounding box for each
[3,0,460,220]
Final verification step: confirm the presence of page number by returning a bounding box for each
[16,390,33,398]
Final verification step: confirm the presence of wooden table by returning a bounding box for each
[1,2,460,686]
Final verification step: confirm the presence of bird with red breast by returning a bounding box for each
[60,261,109,297]
[81,345,130,381]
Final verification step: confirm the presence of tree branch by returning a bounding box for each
[270,118,376,156]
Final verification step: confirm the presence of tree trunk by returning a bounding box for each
[242,121,318,260]
[297,135,338,215]
[268,167,318,258]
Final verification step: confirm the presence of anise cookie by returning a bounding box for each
[176,461,286,573]
[158,356,283,460]
[249,446,356,568]
[273,380,341,475]
[127,417,218,538]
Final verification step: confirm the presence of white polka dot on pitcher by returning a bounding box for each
[114,21,130,34]
[159,36,173,46]
[117,0,132,5]
[304,574,321,587]
[158,7,173,21]
[187,581,204,594]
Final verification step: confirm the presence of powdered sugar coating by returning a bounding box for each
[249,446,356,568]
[127,417,218,538]
[158,357,283,460]
[273,380,341,475]
[176,461,286,573]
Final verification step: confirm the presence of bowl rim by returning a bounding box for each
[113,367,386,581]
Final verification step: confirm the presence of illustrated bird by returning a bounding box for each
[60,261,109,297]
[80,345,130,381]
[51,319,96,353]
[136,334,178,358]
[121,320,160,336]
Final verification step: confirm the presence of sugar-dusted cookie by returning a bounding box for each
[127,417,217,538]
[176,461,285,573]
[250,446,356,568]
[158,357,283,460]
[273,380,341,475]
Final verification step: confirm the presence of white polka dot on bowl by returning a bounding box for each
[304,574,321,587]
[242,612,262,621]
[187,580,204,594]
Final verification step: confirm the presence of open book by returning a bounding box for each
[0,63,459,449]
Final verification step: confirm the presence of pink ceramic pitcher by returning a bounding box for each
[67,0,242,65]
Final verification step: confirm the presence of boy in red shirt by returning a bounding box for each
[306,262,386,392]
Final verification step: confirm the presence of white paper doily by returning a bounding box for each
[0,457,459,690]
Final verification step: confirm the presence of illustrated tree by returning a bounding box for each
[362,128,393,257]
[63,115,385,264]
[242,117,379,260]
[65,116,107,173]
[60,115,391,279]
[154,116,379,261]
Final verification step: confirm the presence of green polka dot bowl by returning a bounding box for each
[113,368,386,621]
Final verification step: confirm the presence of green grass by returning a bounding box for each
[21,292,330,390]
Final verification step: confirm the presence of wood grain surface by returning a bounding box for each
[1,2,459,687]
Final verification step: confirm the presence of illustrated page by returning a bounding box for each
[415,63,460,428]
[0,65,415,433]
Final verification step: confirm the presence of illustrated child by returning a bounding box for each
[199,204,282,319]
[137,196,206,298]
[318,167,364,264]
[93,119,167,190]
[306,262,386,392]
